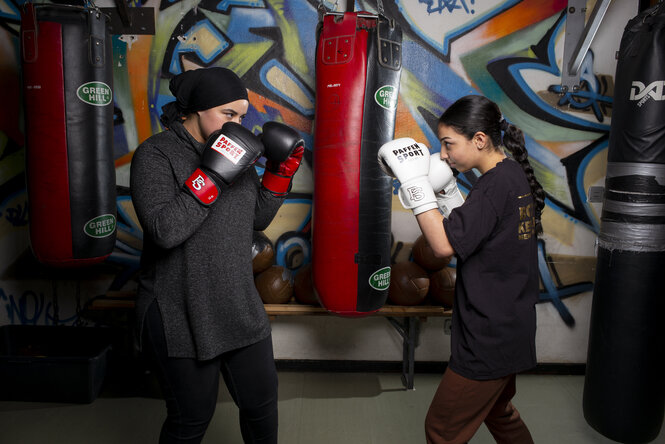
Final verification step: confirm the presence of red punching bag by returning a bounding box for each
[21,4,116,267]
[312,11,402,316]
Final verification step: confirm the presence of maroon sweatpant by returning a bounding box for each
[425,368,534,444]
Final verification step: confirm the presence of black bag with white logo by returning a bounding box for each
[583,4,665,443]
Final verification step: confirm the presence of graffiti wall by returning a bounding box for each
[0,0,640,362]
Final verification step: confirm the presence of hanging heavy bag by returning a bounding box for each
[21,4,116,267]
[583,4,665,443]
[312,10,402,317]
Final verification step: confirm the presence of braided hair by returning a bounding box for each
[438,95,545,234]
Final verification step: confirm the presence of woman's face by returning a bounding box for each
[197,99,250,141]
[437,123,478,173]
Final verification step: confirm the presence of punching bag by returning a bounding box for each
[21,4,117,267]
[583,5,665,443]
[312,11,401,316]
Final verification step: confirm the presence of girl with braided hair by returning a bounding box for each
[416,95,544,444]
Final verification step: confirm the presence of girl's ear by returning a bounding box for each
[473,131,488,150]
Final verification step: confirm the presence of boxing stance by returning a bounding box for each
[130,66,302,444]
[379,95,544,444]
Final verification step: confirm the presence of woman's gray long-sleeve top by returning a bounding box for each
[130,121,283,360]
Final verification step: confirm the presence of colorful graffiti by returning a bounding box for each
[0,0,633,329]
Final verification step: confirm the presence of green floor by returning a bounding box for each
[1,371,663,443]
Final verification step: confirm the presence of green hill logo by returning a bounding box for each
[77,82,112,106]
[368,266,391,291]
[84,214,116,238]
[374,85,398,110]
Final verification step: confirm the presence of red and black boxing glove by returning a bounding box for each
[261,121,305,197]
[185,122,265,206]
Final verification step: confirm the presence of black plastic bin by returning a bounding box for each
[0,325,112,403]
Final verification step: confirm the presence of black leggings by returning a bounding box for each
[142,301,278,444]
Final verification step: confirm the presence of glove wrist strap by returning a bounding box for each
[436,186,464,217]
[185,168,219,206]
[398,176,437,215]
[262,171,291,196]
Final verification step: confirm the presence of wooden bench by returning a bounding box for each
[88,292,452,389]
[263,304,451,389]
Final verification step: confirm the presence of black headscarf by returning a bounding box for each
[160,67,248,127]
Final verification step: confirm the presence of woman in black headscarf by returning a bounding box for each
[130,67,295,443]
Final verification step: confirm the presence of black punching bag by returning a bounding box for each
[21,4,116,267]
[583,5,665,443]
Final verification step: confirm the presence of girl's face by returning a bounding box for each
[196,99,250,141]
[437,123,479,173]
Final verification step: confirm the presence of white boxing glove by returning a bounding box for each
[378,138,438,215]
[429,156,465,217]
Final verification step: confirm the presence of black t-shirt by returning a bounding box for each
[443,158,538,380]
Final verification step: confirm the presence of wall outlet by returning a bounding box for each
[587,186,604,203]
[443,318,452,335]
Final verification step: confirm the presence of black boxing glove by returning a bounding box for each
[185,122,264,206]
[261,121,305,197]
